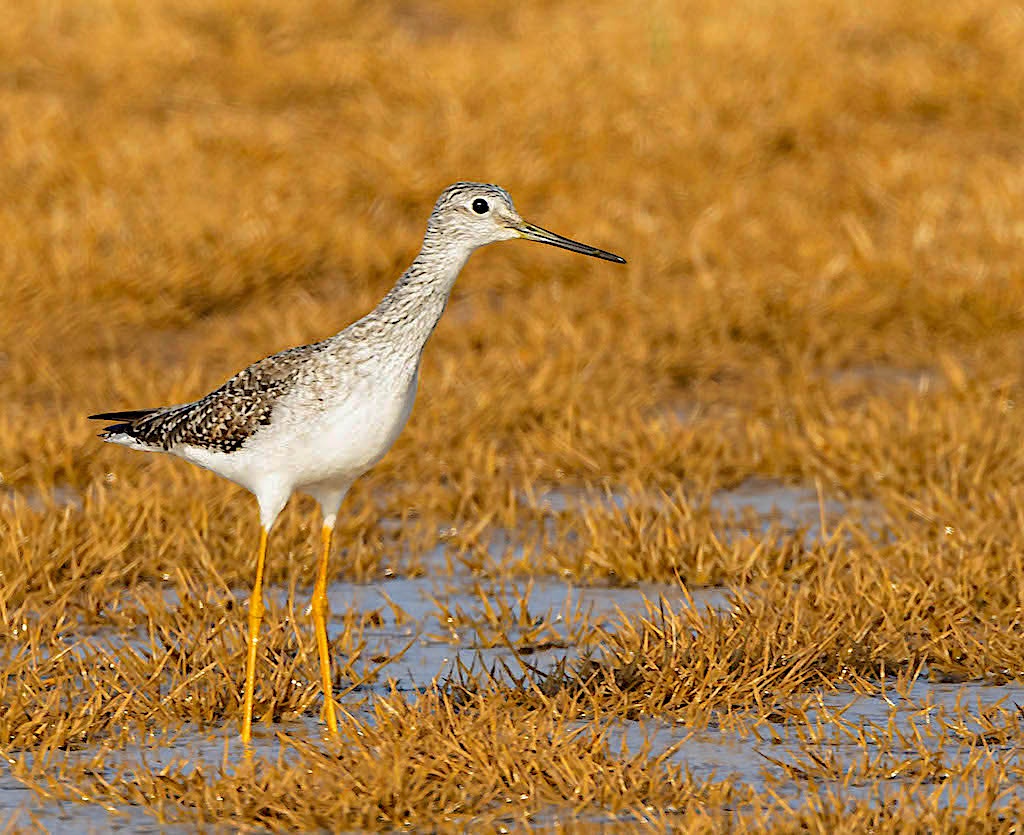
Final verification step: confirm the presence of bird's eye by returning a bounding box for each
[472,198,489,214]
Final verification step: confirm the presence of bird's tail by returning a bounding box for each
[88,408,161,437]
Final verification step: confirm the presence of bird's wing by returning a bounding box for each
[89,343,318,452]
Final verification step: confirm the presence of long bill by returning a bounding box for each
[516,222,627,264]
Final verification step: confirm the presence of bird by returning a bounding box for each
[89,182,626,745]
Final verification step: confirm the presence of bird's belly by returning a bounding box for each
[300,396,411,483]
[287,375,418,491]
[175,374,418,499]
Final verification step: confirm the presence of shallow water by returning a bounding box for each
[12,675,1024,832]
[1,573,727,832]
[1,478,1015,830]
[536,477,872,548]
[609,677,1024,804]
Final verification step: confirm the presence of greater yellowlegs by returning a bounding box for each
[89,182,626,744]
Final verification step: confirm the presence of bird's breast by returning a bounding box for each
[282,365,420,489]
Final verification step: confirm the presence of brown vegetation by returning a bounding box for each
[3,0,1024,828]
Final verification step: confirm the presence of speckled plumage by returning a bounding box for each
[91,182,624,526]
[94,344,318,452]
[92,184,518,459]
[88,181,625,745]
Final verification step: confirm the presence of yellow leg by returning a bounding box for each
[313,523,338,739]
[241,527,269,745]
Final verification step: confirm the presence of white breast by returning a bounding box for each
[292,368,419,490]
[176,366,419,501]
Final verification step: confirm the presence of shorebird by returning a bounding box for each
[89,182,626,744]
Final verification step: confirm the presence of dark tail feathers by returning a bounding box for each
[88,408,159,436]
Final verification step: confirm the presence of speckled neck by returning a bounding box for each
[367,230,475,351]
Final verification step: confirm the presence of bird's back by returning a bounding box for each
[92,339,331,454]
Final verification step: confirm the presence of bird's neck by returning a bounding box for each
[370,235,474,348]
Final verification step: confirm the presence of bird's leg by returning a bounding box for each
[313,518,338,738]
[241,526,269,745]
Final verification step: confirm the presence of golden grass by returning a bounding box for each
[4,0,1024,828]
[7,688,747,831]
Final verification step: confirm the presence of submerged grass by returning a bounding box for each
[3,0,1024,828]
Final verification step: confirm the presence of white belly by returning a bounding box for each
[177,371,418,499]
[292,376,418,490]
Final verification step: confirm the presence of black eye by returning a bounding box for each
[472,198,489,214]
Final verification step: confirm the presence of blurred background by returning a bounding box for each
[2,0,1024,564]
[5,1,1024,827]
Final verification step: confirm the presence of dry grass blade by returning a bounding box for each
[4,0,1024,828]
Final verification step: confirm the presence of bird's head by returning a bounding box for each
[425,182,626,264]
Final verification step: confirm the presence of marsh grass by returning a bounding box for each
[4,0,1024,828]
